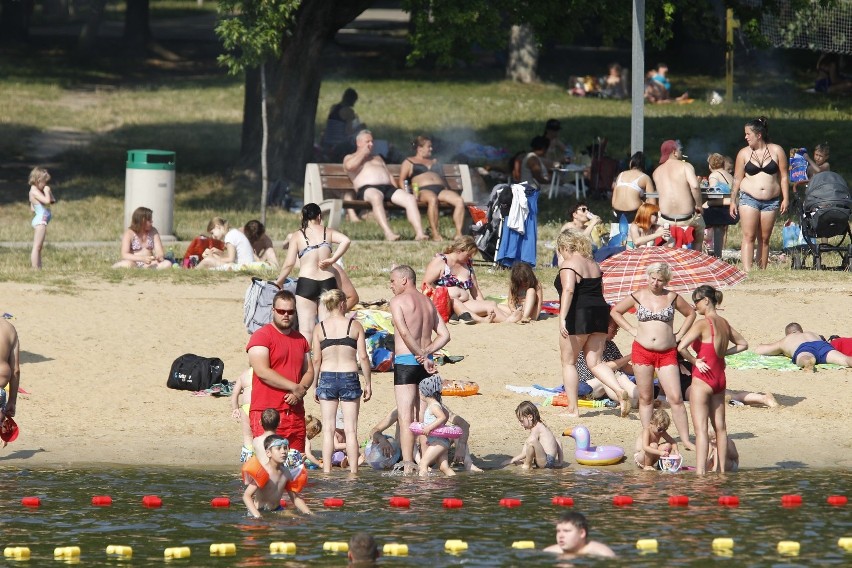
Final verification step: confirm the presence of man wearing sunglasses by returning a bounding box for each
[247,290,314,452]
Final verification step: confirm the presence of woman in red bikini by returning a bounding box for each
[612,262,696,450]
[677,285,748,474]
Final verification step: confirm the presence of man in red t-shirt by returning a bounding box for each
[247,290,313,451]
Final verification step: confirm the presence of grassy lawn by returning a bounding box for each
[0,9,849,286]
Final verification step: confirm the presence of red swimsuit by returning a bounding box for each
[691,319,726,394]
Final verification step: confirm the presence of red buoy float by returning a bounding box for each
[552,496,574,507]
[389,497,410,508]
[211,497,231,508]
[324,498,344,508]
[499,498,522,508]
[718,495,739,507]
[91,496,113,506]
[442,498,463,508]
[827,495,847,506]
[612,495,633,506]
[142,495,162,508]
[21,497,40,508]
[668,495,689,506]
[781,494,802,507]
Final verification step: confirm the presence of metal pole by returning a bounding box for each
[726,8,734,103]
[631,0,645,155]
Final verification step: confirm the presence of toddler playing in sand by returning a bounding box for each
[505,401,563,469]
[634,408,680,470]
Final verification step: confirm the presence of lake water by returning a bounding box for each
[1,466,849,565]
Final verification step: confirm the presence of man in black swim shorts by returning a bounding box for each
[343,130,429,242]
[388,265,451,472]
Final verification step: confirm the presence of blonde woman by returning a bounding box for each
[555,230,630,418]
[311,289,370,474]
[423,236,509,323]
[612,262,696,450]
[112,207,172,269]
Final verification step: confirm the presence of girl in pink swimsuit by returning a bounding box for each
[677,285,748,474]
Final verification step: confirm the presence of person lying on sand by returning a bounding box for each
[756,322,852,371]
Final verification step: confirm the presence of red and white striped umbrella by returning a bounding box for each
[600,247,746,304]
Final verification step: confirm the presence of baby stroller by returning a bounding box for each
[789,171,852,270]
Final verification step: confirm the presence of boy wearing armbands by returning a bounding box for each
[243,435,311,517]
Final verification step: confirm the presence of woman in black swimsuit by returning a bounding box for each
[729,116,789,271]
[275,203,351,339]
[555,230,631,418]
[399,135,466,241]
[311,289,370,473]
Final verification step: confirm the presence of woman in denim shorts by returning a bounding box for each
[311,289,371,473]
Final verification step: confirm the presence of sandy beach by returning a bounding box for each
[2,278,849,471]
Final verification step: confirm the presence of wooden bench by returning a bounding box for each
[303,163,475,229]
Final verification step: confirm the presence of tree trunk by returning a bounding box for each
[124,0,152,49]
[78,0,109,57]
[240,0,373,185]
[0,0,33,42]
[260,64,269,225]
[506,23,538,83]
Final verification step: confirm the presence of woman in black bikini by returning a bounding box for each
[275,203,351,339]
[311,289,370,474]
[555,230,631,418]
[729,116,789,271]
[399,135,466,241]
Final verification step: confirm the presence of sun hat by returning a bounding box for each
[1,416,19,443]
[418,375,443,401]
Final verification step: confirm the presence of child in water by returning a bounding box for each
[417,375,456,477]
[505,401,563,469]
[28,166,55,269]
[634,408,680,470]
[242,435,311,517]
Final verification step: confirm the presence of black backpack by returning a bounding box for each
[167,354,225,391]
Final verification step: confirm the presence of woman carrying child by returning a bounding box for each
[556,230,631,418]
[626,202,669,249]
[113,207,173,269]
[677,285,748,474]
[276,203,351,339]
[417,375,456,477]
[311,289,370,474]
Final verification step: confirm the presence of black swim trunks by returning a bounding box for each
[356,184,397,201]
[418,184,445,196]
[295,276,338,302]
[393,361,431,386]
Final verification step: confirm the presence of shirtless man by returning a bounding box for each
[0,319,20,442]
[652,139,706,251]
[544,512,616,558]
[388,265,450,472]
[343,130,428,241]
[756,322,852,371]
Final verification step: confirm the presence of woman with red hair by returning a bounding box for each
[627,202,669,249]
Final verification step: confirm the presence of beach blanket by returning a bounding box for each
[506,385,563,398]
[725,351,844,371]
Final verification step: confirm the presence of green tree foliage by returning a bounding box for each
[216,0,299,74]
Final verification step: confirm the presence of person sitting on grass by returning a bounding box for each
[506,262,542,323]
[543,512,616,557]
[627,202,669,249]
[504,401,563,469]
[112,207,173,270]
[756,322,852,370]
[242,435,311,517]
[242,219,279,268]
[197,217,254,270]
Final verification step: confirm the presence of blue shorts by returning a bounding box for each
[792,340,835,365]
[316,371,362,401]
[739,192,780,212]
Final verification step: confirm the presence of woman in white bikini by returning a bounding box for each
[611,151,655,222]
[275,203,351,339]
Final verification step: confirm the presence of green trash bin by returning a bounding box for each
[124,149,176,240]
